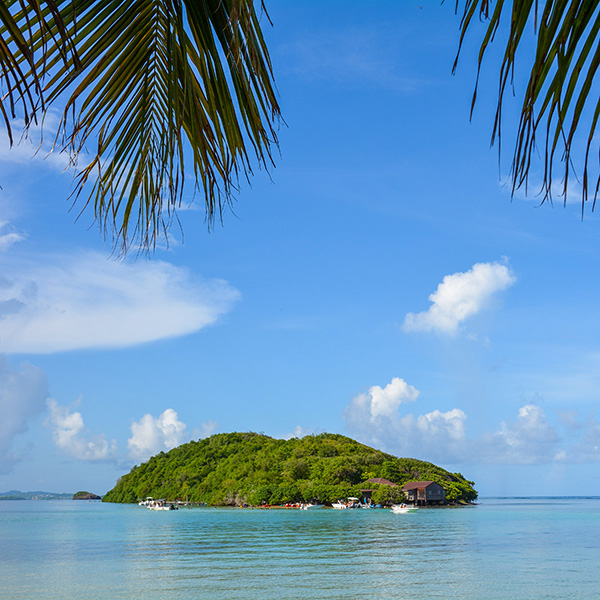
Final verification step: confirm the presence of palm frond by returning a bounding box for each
[0,0,76,142]
[10,0,280,252]
[455,0,600,212]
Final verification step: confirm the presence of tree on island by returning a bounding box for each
[102,432,478,506]
[0,1,596,254]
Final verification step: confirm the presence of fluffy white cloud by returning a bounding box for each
[46,399,116,460]
[343,373,571,466]
[403,261,516,335]
[478,404,561,465]
[345,377,419,422]
[0,356,48,472]
[343,377,468,462]
[128,409,192,461]
[0,251,240,353]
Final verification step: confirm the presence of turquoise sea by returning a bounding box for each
[1,497,598,599]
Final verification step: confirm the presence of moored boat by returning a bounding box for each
[332,497,362,509]
[146,499,178,510]
[391,504,418,514]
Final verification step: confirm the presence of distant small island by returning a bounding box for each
[103,432,477,506]
[73,491,102,500]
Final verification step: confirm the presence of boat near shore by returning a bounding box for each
[332,497,362,509]
[391,504,418,514]
[139,497,178,510]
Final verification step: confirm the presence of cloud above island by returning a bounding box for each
[343,378,468,462]
[46,399,117,461]
[343,376,600,466]
[128,409,217,462]
[0,251,240,353]
[403,261,516,335]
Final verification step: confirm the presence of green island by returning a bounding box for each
[103,432,477,506]
[73,491,102,500]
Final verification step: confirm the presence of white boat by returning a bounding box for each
[146,499,178,511]
[332,498,362,509]
[138,497,153,507]
[391,504,418,514]
[302,503,324,510]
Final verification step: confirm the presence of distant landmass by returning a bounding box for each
[73,491,102,500]
[0,490,74,500]
[103,432,477,505]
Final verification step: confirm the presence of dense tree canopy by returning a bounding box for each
[102,432,477,505]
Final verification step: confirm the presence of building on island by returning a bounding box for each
[402,481,446,505]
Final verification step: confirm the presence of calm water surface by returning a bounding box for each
[1,498,598,599]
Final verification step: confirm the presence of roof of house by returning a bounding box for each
[367,478,398,487]
[402,481,438,491]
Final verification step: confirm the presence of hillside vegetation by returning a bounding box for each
[103,432,477,505]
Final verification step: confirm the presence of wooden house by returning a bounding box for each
[402,481,446,505]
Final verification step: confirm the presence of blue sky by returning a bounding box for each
[1,1,600,497]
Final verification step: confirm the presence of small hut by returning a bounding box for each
[402,481,445,505]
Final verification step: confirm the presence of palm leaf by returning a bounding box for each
[9,0,280,252]
[0,0,76,142]
[455,0,600,211]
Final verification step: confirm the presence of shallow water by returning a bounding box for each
[1,498,598,599]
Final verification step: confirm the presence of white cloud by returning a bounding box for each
[478,404,561,465]
[0,114,73,172]
[343,377,563,466]
[414,408,467,442]
[0,356,48,472]
[192,420,219,440]
[343,377,468,463]
[0,251,240,353]
[403,261,516,335]
[345,376,600,467]
[346,377,419,422]
[0,222,26,252]
[511,176,584,207]
[46,398,116,460]
[128,409,191,461]
[284,425,317,440]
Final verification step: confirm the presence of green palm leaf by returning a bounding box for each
[3,0,280,252]
[0,0,75,142]
[455,0,600,211]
